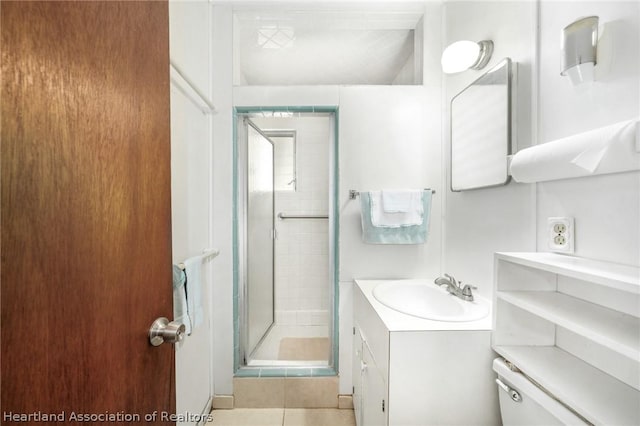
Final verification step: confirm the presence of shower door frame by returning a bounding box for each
[233,106,340,377]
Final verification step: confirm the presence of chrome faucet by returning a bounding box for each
[434,274,458,292]
[434,274,477,302]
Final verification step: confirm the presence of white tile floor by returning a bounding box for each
[207,408,355,426]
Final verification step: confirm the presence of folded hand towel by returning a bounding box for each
[370,190,423,228]
[382,190,421,213]
[360,190,432,244]
[184,255,204,334]
[172,265,191,335]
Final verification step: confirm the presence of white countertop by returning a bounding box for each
[355,279,493,332]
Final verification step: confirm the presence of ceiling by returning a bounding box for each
[234,7,424,85]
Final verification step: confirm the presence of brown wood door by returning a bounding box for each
[1,1,175,423]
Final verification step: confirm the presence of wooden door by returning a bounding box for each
[1,1,175,422]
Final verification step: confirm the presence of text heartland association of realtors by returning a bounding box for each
[3,410,213,423]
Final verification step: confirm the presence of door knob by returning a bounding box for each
[149,317,186,346]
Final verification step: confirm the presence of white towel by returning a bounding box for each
[172,265,191,335]
[184,255,204,334]
[370,190,424,228]
[382,190,422,212]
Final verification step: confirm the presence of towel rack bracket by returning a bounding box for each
[349,189,435,200]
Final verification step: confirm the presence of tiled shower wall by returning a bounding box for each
[252,116,331,327]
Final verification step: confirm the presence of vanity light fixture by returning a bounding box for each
[561,16,598,85]
[441,40,494,74]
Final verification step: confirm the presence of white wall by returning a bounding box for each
[169,0,214,422]
[170,0,211,95]
[338,86,442,282]
[536,1,640,266]
[443,1,538,299]
[211,4,236,397]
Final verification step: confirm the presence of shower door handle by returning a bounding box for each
[149,317,186,346]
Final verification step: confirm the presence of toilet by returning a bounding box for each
[493,358,587,425]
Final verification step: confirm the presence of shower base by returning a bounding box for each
[248,324,329,367]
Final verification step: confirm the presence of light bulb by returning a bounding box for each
[441,40,493,74]
[441,41,481,74]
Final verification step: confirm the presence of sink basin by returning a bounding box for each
[372,279,490,322]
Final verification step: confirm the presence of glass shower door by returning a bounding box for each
[245,121,275,358]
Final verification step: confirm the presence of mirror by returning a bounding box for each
[450,58,513,191]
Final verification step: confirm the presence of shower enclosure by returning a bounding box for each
[235,108,338,374]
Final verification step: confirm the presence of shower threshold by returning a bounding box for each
[247,359,329,367]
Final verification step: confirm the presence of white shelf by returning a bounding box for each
[498,291,640,360]
[494,345,640,426]
[494,252,640,424]
[496,252,640,294]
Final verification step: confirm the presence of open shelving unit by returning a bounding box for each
[493,252,640,425]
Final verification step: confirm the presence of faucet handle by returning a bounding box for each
[444,273,457,286]
[461,284,477,298]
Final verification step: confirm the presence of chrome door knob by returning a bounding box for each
[149,317,186,346]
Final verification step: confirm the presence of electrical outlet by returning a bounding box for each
[548,217,574,253]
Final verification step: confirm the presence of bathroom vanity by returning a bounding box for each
[353,280,499,426]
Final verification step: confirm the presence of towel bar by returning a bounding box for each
[278,212,329,220]
[170,60,216,114]
[178,248,220,270]
[349,189,436,200]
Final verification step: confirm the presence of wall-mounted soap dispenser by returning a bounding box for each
[561,16,599,85]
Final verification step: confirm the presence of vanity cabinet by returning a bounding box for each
[353,280,498,426]
[361,340,387,426]
[354,326,388,426]
[353,326,363,425]
[493,252,640,425]
[353,290,389,426]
